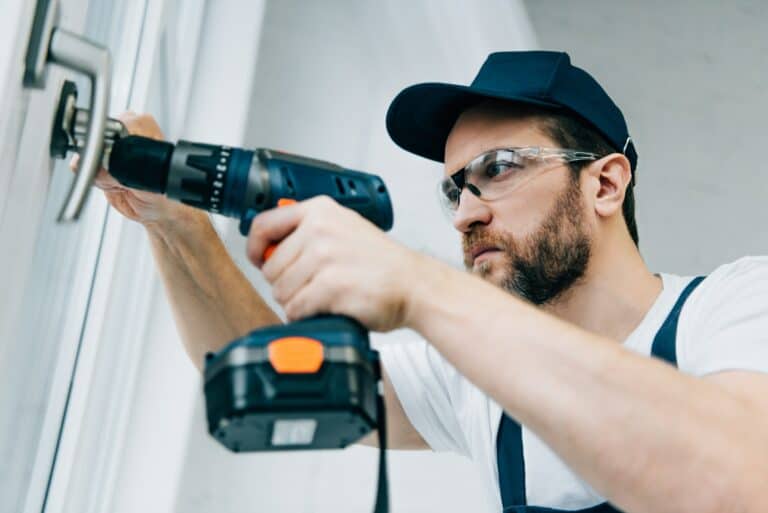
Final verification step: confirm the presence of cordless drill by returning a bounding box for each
[54,97,393,511]
[107,134,392,436]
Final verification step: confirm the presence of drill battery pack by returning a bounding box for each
[203,315,381,452]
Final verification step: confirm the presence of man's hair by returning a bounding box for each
[536,111,639,247]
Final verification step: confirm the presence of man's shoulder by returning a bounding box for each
[695,256,768,303]
[654,257,768,319]
[676,256,768,375]
[707,255,768,279]
[663,256,768,285]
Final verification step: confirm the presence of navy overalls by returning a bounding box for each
[496,276,706,513]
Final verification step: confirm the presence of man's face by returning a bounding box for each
[444,104,593,305]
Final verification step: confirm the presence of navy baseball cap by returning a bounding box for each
[386,51,638,174]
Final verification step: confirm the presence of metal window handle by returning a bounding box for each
[48,29,110,221]
[23,0,111,222]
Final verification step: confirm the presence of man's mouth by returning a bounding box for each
[470,245,501,263]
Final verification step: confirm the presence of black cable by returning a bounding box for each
[373,393,389,513]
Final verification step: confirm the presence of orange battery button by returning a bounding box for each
[268,336,324,374]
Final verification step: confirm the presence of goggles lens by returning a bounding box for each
[438,147,600,216]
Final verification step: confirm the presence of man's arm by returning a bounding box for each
[145,212,280,369]
[240,189,768,511]
[405,258,768,513]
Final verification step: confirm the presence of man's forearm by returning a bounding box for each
[405,256,768,513]
[145,211,281,369]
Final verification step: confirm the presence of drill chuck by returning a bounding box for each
[108,135,173,194]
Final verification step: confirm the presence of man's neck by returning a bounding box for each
[541,238,662,344]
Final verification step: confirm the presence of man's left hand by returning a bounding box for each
[246,196,425,331]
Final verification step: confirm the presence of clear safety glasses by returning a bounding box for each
[438,147,602,216]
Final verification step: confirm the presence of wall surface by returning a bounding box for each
[172,1,536,512]
[524,0,768,274]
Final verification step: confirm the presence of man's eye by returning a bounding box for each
[484,161,520,178]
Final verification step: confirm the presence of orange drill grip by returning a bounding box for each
[262,198,297,261]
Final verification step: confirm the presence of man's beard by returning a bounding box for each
[462,177,591,305]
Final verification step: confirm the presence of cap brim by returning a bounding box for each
[385,82,559,163]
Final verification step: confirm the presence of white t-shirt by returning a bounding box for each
[378,256,768,512]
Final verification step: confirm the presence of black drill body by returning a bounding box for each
[109,135,393,235]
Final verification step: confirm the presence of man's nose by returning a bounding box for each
[452,188,492,233]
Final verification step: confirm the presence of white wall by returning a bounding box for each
[171,1,536,512]
[524,0,768,273]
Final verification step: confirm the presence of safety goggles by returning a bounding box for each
[438,147,602,216]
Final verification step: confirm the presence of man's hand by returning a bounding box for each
[246,196,425,331]
[70,112,201,227]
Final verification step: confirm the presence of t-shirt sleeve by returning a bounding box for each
[678,256,768,376]
[378,337,469,455]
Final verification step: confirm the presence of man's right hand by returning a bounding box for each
[70,111,202,228]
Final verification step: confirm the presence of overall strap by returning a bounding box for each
[497,414,526,507]
[497,275,706,513]
[497,414,626,512]
[650,276,706,365]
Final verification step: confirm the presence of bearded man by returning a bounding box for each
[101,51,768,513]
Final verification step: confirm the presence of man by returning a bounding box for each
[96,52,768,512]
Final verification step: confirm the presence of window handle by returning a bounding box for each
[24,0,111,222]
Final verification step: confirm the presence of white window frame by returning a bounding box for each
[40,1,211,512]
[0,1,121,512]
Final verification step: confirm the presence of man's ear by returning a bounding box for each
[584,153,632,219]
